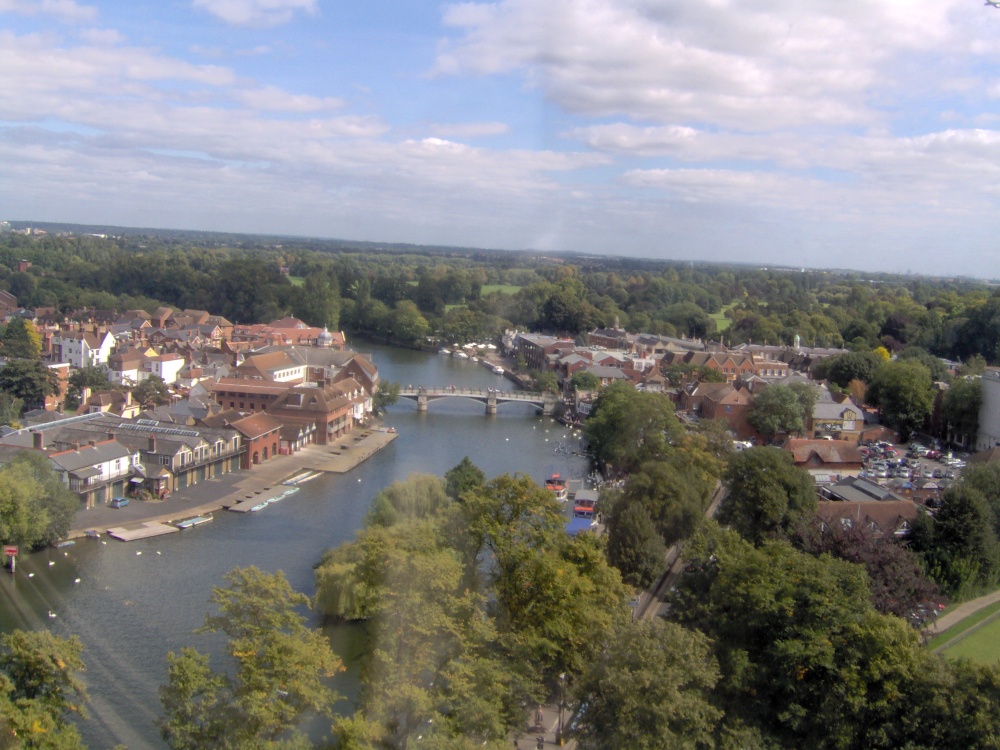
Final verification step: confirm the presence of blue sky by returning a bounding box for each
[3,0,1000,276]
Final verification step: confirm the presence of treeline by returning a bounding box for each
[6,230,1000,363]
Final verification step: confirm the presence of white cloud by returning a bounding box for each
[427,121,510,138]
[0,0,97,23]
[235,86,343,113]
[192,0,317,27]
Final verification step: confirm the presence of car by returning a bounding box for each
[110,497,129,508]
[925,450,942,460]
[933,469,944,478]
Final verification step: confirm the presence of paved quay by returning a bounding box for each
[67,428,397,539]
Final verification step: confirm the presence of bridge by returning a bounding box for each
[397,386,558,416]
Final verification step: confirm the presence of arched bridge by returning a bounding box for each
[397,386,558,416]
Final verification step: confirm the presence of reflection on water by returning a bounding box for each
[0,343,590,748]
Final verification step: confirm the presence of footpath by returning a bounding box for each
[513,701,577,749]
[924,588,1000,653]
[67,428,397,538]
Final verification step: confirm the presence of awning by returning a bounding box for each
[129,477,144,484]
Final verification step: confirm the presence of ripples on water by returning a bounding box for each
[0,344,591,748]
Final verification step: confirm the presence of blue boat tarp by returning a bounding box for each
[565,517,595,536]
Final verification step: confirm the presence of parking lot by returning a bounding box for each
[860,439,969,487]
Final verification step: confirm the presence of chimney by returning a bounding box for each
[32,431,43,450]
[88,440,96,448]
[148,436,156,452]
[107,430,115,441]
[72,442,80,452]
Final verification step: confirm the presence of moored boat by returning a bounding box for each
[545,473,570,502]
[453,351,469,359]
[493,365,504,375]
[176,514,213,529]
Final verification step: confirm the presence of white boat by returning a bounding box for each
[176,514,213,529]
[439,348,451,355]
[453,351,469,359]
[471,356,479,362]
[493,366,504,375]
[545,473,570,503]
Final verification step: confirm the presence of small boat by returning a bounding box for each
[453,351,469,359]
[545,473,570,502]
[249,501,270,513]
[438,348,451,355]
[176,514,213,529]
[493,366,504,375]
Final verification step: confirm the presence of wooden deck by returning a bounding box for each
[106,522,180,541]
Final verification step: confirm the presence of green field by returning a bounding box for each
[940,612,1000,663]
[289,276,305,287]
[481,284,521,295]
[710,302,737,333]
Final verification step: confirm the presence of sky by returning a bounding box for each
[3,0,1000,276]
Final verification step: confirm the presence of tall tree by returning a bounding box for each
[573,619,721,750]
[718,447,815,545]
[0,630,88,750]
[0,359,58,411]
[747,384,812,443]
[291,271,340,330]
[866,360,933,441]
[605,498,667,588]
[942,377,982,446]
[159,567,342,750]
[584,382,682,476]
[1,318,42,360]
[0,451,79,550]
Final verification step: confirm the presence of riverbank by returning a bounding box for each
[67,428,398,539]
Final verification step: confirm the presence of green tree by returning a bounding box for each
[0,630,88,750]
[389,300,430,343]
[0,359,58,410]
[942,377,982,445]
[372,380,400,415]
[574,619,721,750]
[569,371,600,391]
[532,370,559,394]
[291,271,340,330]
[159,567,342,750]
[604,498,667,588]
[0,451,79,550]
[1,319,42,361]
[584,382,682,476]
[0,392,23,427]
[132,375,171,408]
[813,350,884,388]
[622,457,714,546]
[747,384,813,443]
[444,457,486,501]
[67,366,113,407]
[866,360,934,441]
[718,447,815,545]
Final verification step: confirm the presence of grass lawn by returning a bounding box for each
[481,284,521,295]
[710,302,737,333]
[940,612,1000,663]
[288,276,305,287]
[926,600,1000,651]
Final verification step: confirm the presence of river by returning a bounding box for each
[0,343,591,749]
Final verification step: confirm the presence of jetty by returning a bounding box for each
[106,522,179,542]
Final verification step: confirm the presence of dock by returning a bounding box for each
[106,522,180,541]
[228,486,300,513]
[175,514,213,529]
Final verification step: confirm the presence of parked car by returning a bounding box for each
[110,497,129,508]
[925,450,942,460]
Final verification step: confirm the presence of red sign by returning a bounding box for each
[3,546,17,557]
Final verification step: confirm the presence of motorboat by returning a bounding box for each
[545,473,570,502]
[453,351,469,359]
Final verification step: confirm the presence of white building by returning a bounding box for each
[51,330,115,369]
[977,368,1000,451]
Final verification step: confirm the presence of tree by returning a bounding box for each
[0,359,58,411]
[0,392,22,427]
[718,447,815,545]
[573,619,721,750]
[1,319,42,360]
[532,370,559,394]
[604,498,667,588]
[569,371,600,391]
[866,360,934,442]
[584,382,682,476]
[159,567,342,750]
[67,365,114,407]
[747,384,812,443]
[372,380,400,415]
[911,484,1000,598]
[622,458,714,546]
[0,451,79,550]
[674,526,934,749]
[389,300,430,343]
[291,271,340,330]
[942,377,982,445]
[0,630,88,750]
[444,457,486,501]
[132,375,171,408]
[813,351,884,388]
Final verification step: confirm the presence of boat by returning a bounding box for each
[249,501,270,513]
[176,514,213,529]
[545,473,570,502]
[453,351,469,359]
[438,348,451,355]
[493,366,504,375]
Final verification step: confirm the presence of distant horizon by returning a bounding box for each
[4,217,996,285]
[4,1,1000,278]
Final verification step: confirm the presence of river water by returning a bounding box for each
[0,343,590,749]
